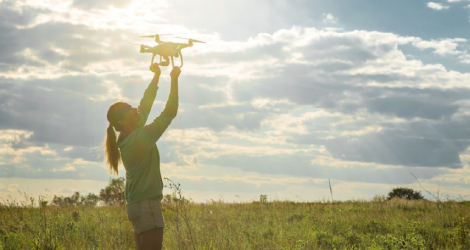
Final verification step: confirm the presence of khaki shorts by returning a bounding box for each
[126,195,165,234]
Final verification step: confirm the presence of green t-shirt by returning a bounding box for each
[117,85,178,205]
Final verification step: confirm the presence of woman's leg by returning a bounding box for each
[134,231,143,250]
[139,227,164,250]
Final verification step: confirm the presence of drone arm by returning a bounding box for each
[176,43,192,49]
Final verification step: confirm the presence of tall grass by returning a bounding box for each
[1,193,469,249]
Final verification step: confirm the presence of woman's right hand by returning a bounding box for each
[170,66,181,79]
[150,63,161,76]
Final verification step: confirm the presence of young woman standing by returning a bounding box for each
[105,64,180,250]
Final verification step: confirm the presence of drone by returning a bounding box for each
[130,34,205,68]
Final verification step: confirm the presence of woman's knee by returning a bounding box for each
[139,227,163,250]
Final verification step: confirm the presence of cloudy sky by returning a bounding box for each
[1,0,470,203]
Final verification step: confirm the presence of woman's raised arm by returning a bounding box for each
[137,64,161,128]
[140,66,180,144]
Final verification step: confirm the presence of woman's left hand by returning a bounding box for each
[150,63,161,76]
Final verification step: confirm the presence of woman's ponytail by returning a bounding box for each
[105,123,121,176]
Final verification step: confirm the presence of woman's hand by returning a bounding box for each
[150,63,161,77]
[170,66,181,79]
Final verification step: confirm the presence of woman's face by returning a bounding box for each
[118,103,141,128]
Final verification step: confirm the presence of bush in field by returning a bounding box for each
[99,177,125,206]
[387,187,424,200]
[260,194,268,204]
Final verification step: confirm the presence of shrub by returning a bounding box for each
[387,187,424,201]
[99,177,125,206]
[260,194,268,204]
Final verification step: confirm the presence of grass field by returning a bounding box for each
[1,193,469,250]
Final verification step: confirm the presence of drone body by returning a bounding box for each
[131,34,205,68]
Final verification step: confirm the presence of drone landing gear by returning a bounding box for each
[169,52,184,68]
[150,53,184,68]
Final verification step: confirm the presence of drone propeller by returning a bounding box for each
[176,37,206,43]
[129,43,151,49]
[140,34,172,38]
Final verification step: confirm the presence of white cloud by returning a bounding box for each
[322,13,338,24]
[427,2,450,10]
[0,130,33,143]
[4,25,470,171]
[7,183,19,192]
[412,38,466,55]
[411,38,470,64]
[52,164,76,172]
[2,0,470,202]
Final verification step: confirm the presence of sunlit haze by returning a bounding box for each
[1,0,470,203]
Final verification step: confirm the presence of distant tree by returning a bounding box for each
[387,187,424,200]
[99,177,125,206]
[71,191,80,205]
[260,194,268,204]
[52,191,100,207]
[52,192,80,206]
[82,193,100,206]
[52,195,66,206]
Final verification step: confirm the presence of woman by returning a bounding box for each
[105,64,180,250]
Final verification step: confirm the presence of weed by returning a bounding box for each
[1,183,469,249]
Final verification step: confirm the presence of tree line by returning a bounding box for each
[52,177,125,206]
[51,176,425,207]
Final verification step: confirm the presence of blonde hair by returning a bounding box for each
[105,102,126,176]
[105,123,120,176]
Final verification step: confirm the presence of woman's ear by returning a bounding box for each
[117,119,127,128]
